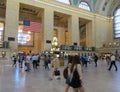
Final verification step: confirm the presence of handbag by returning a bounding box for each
[63,67,68,79]
[54,69,60,76]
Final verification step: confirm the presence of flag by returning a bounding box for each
[23,20,40,32]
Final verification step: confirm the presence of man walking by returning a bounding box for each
[108,53,118,71]
[93,53,98,67]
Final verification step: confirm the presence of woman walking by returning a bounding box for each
[69,55,85,92]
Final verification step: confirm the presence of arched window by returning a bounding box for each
[79,1,90,11]
[55,0,70,5]
[114,7,120,38]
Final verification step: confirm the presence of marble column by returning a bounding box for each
[68,15,79,45]
[5,0,19,52]
[42,8,53,51]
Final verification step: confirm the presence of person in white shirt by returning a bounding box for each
[25,53,31,71]
[108,54,118,71]
[32,54,38,69]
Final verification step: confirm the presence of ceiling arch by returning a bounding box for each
[94,0,120,16]
[0,0,120,17]
[71,0,120,16]
[107,0,120,16]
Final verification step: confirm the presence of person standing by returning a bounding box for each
[48,55,51,70]
[108,54,118,71]
[19,54,25,68]
[12,55,17,67]
[25,53,31,71]
[93,53,98,67]
[32,54,38,69]
[82,55,88,68]
[44,55,49,70]
[106,55,110,65]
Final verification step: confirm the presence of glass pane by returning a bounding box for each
[55,0,70,5]
[114,7,120,38]
[115,27,120,30]
[114,17,120,23]
[115,9,120,16]
[115,30,120,34]
[79,2,90,11]
[115,34,120,38]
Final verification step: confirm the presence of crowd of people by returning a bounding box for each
[11,52,118,92]
[11,53,40,71]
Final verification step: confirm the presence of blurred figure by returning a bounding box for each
[106,55,110,65]
[12,55,17,67]
[32,54,38,69]
[69,55,85,92]
[65,55,73,92]
[44,55,49,70]
[82,55,88,68]
[93,53,98,67]
[48,55,51,70]
[18,53,25,68]
[25,53,31,72]
[51,54,60,80]
[108,54,118,71]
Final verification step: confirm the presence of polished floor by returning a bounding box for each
[0,59,120,92]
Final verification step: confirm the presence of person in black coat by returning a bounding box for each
[93,53,98,67]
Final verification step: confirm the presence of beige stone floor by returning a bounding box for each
[0,59,120,92]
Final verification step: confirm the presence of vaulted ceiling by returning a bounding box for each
[0,0,120,27]
[0,0,120,17]
[94,0,120,16]
[59,0,120,16]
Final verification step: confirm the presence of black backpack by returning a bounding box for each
[63,67,68,79]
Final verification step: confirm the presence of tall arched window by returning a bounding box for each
[55,0,70,5]
[79,1,90,11]
[114,7,120,38]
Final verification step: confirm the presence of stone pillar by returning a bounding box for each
[92,15,96,47]
[5,0,19,52]
[42,8,53,51]
[68,15,79,45]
